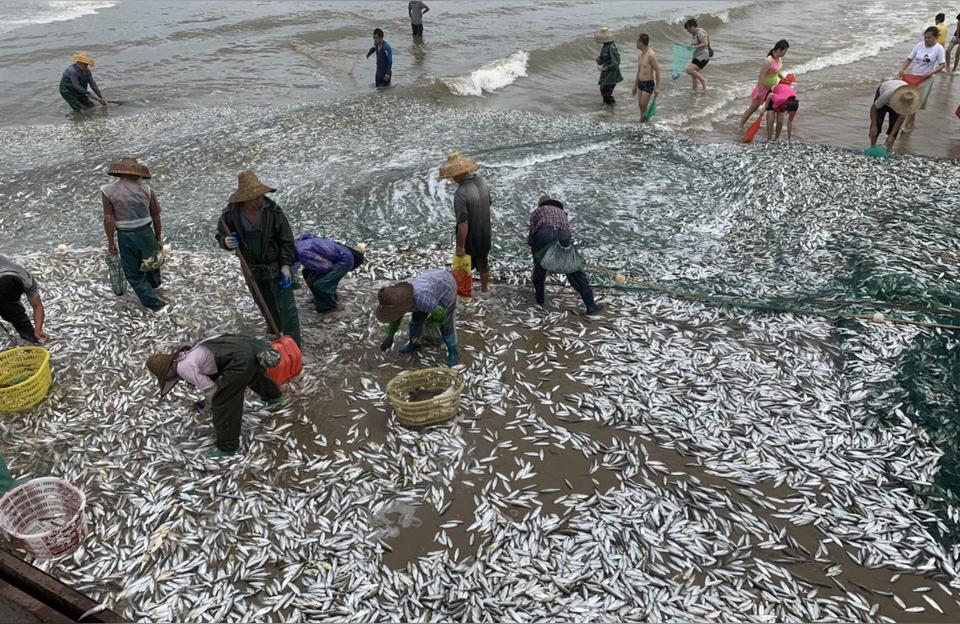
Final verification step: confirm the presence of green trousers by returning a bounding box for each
[248,277,302,348]
[117,224,164,310]
[205,336,282,453]
[308,264,350,313]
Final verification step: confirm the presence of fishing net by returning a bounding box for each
[106,254,126,296]
[671,44,693,79]
[643,95,657,122]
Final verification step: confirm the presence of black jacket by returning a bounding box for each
[216,197,296,278]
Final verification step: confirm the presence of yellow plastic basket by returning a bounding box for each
[385,367,465,428]
[0,347,52,412]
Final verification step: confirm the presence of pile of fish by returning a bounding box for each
[0,243,956,622]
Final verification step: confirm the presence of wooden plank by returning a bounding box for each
[0,577,75,624]
[0,548,124,622]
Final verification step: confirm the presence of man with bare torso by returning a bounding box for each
[631,34,660,120]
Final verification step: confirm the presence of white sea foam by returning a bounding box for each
[441,51,529,97]
[0,0,118,34]
[482,140,620,170]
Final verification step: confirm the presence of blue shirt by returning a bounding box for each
[61,63,101,97]
[368,41,393,77]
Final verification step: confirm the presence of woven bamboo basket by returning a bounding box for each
[0,347,52,412]
[385,367,465,428]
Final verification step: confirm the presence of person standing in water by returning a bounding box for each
[738,40,789,133]
[59,52,108,111]
[408,1,429,39]
[683,19,710,92]
[366,28,393,88]
[935,13,948,47]
[631,34,660,120]
[594,27,623,105]
[898,27,946,131]
[945,14,960,72]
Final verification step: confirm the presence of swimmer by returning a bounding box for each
[738,40,789,133]
[764,83,799,142]
[631,33,661,120]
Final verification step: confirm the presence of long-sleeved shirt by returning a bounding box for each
[294,234,354,276]
[368,42,393,77]
[412,269,456,314]
[173,345,217,392]
[61,63,102,98]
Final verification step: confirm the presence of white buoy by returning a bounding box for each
[872,312,885,323]
[162,244,172,254]
[56,244,67,253]
[356,242,367,253]
[615,273,626,285]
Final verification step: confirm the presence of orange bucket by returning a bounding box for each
[267,336,302,386]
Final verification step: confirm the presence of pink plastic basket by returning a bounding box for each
[0,478,87,559]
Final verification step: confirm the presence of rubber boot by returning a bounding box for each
[535,282,545,305]
[443,334,459,367]
[207,448,238,458]
[583,290,604,315]
[400,325,422,353]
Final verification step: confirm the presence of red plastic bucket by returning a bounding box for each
[267,336,302,386]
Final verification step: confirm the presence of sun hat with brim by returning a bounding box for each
[228,169,277,204]
[107,156,151,179]
[889,85,922,116]
[594,27,615,44]
[72,52,95,66]
[146,347,190,398]
[537,195,565,209]
[376,282,414,323]
[438,152,479,180]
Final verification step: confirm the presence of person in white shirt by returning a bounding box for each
[898,27,946,131]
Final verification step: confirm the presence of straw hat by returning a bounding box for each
[375,282,414,323]
[107,156,151,179]
[537,195,564,209]
[146,347,190,398]
[594,27,615,44]
[72,52,95,66]
[889,84,922,116]
[228,169,276,204]
[438,152,479,180]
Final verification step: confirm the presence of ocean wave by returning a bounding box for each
[789,37,906,77]
[0,0,117,33]
[482,139,621,170]
[440,51,529,97]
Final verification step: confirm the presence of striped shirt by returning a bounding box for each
[412,269,456,313]
[101,178,159,230]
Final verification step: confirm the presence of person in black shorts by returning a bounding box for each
[684,18,710,91]
[869,79,921,151]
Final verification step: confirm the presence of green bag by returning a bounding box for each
[643,95,658,122]
[672,44,694,80]
[106,254,127,296]
[538,241,585,275]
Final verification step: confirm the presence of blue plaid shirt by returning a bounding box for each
[412,269,456,313]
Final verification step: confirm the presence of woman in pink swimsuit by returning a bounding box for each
[738,40,789,132]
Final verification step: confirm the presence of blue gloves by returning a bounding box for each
[400,325,421,353]
[279,265,293,289]
[225,232,240,250]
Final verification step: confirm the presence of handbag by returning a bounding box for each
[451,253,472,298]
[538,241,585,275]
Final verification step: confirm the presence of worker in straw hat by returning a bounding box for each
[869,79,922,152]
[439,152,492,296]
[378,269,459,367]
[594,27,623,105]
[59,52,108,111]
[147,335,286,457]
[216,170,302,348]
[102,156,167,311]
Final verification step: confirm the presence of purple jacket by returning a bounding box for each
[293,233,354,276]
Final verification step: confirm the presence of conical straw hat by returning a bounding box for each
[228,169,277,204]
[375,282,414,323]
[594,27,615,43]
[889,84,922,116]
[72,52,95,66]
[438,152,479,179]
[107,156,151,179]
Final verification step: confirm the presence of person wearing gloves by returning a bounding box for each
[147,335,286,457]
[377,269,459,367]
[59,52,108,111]
[216,170,302,347]
[102,156,167,311]
[294,233,364,314]
[0,255,48,344]
[528,196,603,315]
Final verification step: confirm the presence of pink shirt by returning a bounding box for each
[174,345,217,391]
[769,83,797,120]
